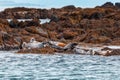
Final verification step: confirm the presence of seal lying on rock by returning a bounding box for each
[74,48,92,55]
[48,41,78,51]
[94,47,120,56]
[22,38,48,49]
[94,50,112,56]
[48,41,66,47]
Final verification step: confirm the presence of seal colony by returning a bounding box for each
[0,2,119,56]
[17,37,120,56]
[20,38,78,52]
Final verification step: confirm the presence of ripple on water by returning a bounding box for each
[0,51,120,80]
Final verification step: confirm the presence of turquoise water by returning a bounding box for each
[0,51,120,80]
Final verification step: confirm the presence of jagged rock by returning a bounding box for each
[0,2,119,51]
[50,15,59,22]
[62,5,76,10]
[25,26,48,37]
[63,30,78,40]
[101,47,112,50]
[27,18,40,26]
[0,31,20,50]
[101,2,114,8]
[0,18,9,25]
[18,21,27,28]
[9,19,19,28]
[103,49,120,56]
[115,3,120,8]
[111,38,120,45]
[89,12,103,19]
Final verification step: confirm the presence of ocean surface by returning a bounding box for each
[0,51,120,80]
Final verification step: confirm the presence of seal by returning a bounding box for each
[48,41,78,51]
[22,38,47,49]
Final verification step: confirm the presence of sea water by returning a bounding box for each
[0,51,120,80]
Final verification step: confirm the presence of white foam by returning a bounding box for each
[106,46,120,49]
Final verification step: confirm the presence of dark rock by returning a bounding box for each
[23,18,40,27]
[30,18,40,26]
[62,5,76,10]
[101,2,114,8]
[0,18,9,25]
[63,30,78,40]
[0,2,119,51]
[89,12,103,19]
[115,3,120,8]
[18,21,27,28]
[9,19,19,28]
[101,47,112,50]
[50,15,59,22]
[104,49,120,56]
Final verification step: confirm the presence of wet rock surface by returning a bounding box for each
[17,47,56,54]
[17,43,76,54]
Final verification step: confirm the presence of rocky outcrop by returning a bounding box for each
[17,47,56,54]
[62,5,76,11]
[9,18,40,28]
[101,2,115,8]
[115,3,120,8]
[103,49,120,56]
[0,2,119,52]
[0,31,20,50]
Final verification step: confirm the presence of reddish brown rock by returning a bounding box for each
[17,47,56,54]
[9,19,19,28]
[63,29,78,40]
[101,2,115,8]
[25,26,48,38]
[115,3,120,8]
[0,2,119,51]
[0,31,20,50]
[103,49,120,56]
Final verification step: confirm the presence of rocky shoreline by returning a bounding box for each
[16,40,120,56]
[0,2,119,56]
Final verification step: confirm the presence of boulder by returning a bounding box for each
[63,30,78,40]
[101,2,115,8]
[62,5,76,10]
[89,12,103,19]
[0,18,9,25]
[9,19,19,28]
[115,3,120,8]
[50,15,59,22]
[25,26,48,38]
[0,31,20,50]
